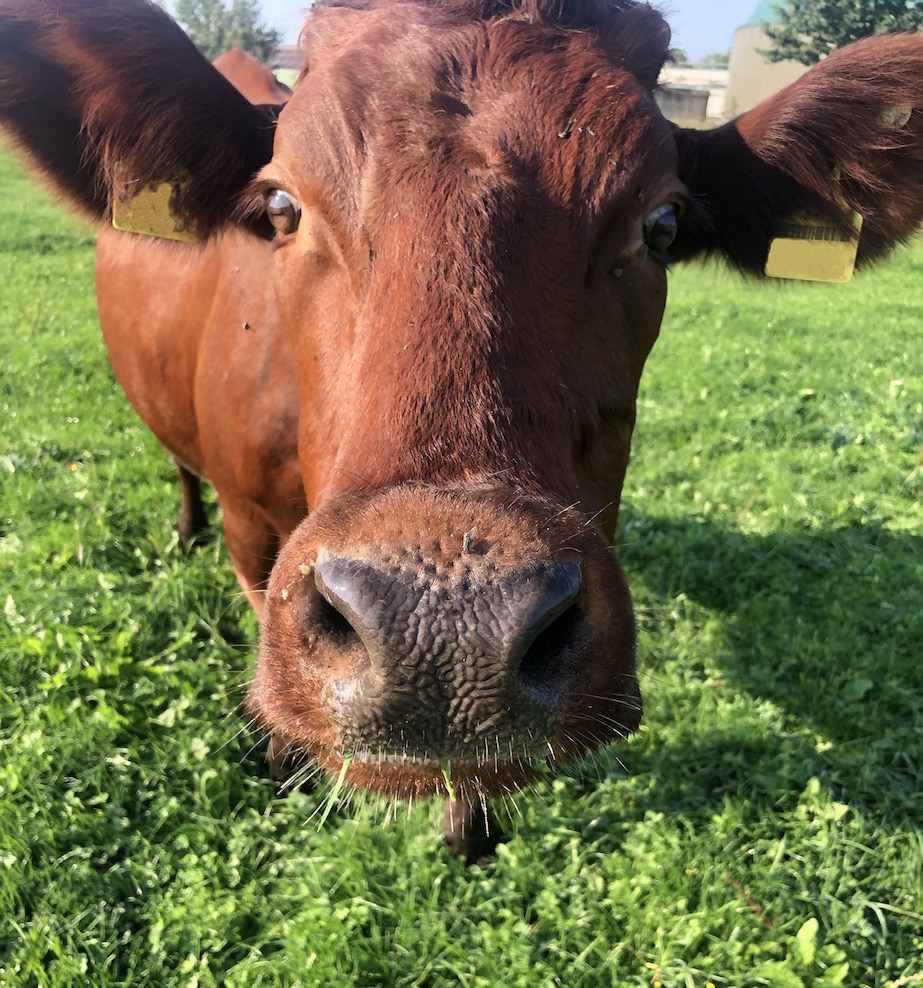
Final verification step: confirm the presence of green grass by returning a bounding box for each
[1,146,921,987]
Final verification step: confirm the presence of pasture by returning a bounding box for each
[0,145,921,987]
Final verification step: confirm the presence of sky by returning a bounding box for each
[259,0,753,61]
[658,0,752,60]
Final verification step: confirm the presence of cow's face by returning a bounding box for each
[247,4,683,800]
[4,0,922,808]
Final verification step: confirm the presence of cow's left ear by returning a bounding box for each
[0,0,277,241]
[671,33,923,276]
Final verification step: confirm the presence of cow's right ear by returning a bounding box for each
[0,0,277,241]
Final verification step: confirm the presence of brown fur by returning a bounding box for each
[94,49,296,575]
[213,47,292,104]
[0,0,276,235]
[2,0,923,814]
[95,228,306,604]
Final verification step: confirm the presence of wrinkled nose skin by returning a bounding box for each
[314,550,582,740]
[248,486,640,803]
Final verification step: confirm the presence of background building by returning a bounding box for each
[725,0,807,117]
[656,67,728,121]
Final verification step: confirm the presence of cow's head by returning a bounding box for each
[2,0,922,804]
[249,0,684,798]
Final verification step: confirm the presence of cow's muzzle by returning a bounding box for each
[247,486,641,800]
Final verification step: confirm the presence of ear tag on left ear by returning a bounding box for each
[112,165,199,243]
[765,209,863,283]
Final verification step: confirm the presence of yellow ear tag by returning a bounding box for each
[765,209,863,283]
[112,166,198,243]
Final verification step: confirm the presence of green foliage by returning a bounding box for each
[2,147,922,986]
[668,49,730,69]
[764,0,923,65]
[173,0,281,61]
[695,50,731,68]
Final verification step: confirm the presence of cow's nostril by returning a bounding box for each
[518,602,580,700]
[312,551,582,659]
[316,591,359,642]
[503,559,582,664]
[310,550,583,746]
[314,553,403,651]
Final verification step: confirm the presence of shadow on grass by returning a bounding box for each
[613,506,923,821]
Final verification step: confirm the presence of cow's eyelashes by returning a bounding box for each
[643,202,680,254]
[267,189,302,235]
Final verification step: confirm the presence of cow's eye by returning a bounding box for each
[643,203,680,253]
[267,189,301,235]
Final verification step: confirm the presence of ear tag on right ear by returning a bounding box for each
[765,209,863,283]
[112,165,199,243]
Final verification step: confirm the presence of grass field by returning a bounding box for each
[1,147,921,988]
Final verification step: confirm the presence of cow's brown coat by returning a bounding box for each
[95,49,299,589]
[213,47,291,105]
[2,0,922,826]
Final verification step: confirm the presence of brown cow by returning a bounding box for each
[213,47,292,104]
[94,228,306,604]
[2,0,922,858]
[96,48,296,572]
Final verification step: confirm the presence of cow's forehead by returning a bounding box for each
[271,1,675,229]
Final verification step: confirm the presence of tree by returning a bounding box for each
[695,50,731,69]
[172,0,226,59]
[173,0,281,62]
[763,0,923,66]
[223,0,281,61]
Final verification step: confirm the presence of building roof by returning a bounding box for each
[659,67,729,88]
[741,0,782,29]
